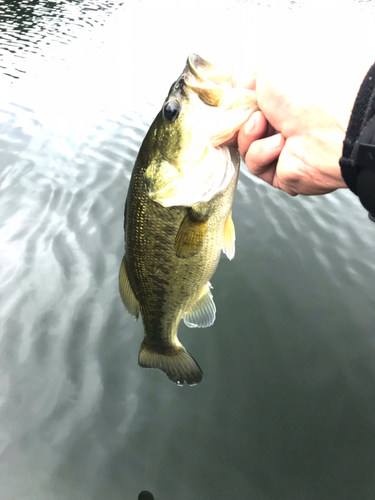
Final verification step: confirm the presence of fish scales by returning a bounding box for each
[125,131,238,336]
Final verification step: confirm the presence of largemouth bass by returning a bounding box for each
[119,54,258,386]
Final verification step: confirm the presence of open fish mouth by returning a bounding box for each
[187,54,233,87]
[184,54,233,108]
[143,53,259,206]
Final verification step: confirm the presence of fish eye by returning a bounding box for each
[163,100,180,122]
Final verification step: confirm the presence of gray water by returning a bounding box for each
[2,1,375,499]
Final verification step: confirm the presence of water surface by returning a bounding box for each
[1,1,375,499]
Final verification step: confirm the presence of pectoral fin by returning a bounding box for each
[174,209,209,259]
[183,282,216,328]
[119,257,139,320]
[222,211,236,260]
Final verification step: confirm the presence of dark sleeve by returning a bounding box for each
[339,63,375,220]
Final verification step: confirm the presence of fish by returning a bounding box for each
[119,54,258,386]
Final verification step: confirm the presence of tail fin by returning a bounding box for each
[138,341,203,386]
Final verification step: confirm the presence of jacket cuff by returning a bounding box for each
[339,63,375,218]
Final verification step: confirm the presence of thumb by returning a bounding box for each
[231,63,258,91]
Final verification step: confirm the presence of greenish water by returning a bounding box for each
[1,1,375,499]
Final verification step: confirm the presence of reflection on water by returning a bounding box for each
[1,1,375,500]
[0,0,122,80]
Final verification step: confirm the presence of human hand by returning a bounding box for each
[232,42,374,196]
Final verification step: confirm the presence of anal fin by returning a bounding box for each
[222,211,235,260]
[183,282,216,328]
[119,256,139,320]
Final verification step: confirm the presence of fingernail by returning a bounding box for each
[245,113,257,134]
[264,134,282,150]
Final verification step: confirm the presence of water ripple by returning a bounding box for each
[2,1,375,499]
[0,0,120,80]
